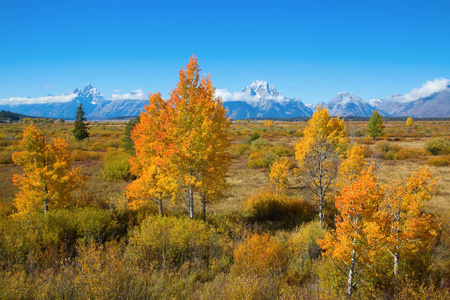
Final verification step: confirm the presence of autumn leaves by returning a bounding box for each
[126,56,231,220]
[12,125,86,217]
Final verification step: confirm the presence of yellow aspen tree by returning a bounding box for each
[12,125,86,217]
[295,105,348,224]
[318,165,385,300]
[336,143,366,190]
[268,156,290,194]
[166,56,231,220]
[405,117,414,127]
[380,167,439,287]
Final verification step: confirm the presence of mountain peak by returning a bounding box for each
[242,80,281,98]
[331,92,362,104]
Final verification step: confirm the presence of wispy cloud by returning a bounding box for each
[0,92,77,105]
[111,89,148,101]
[112,89,120,93]
[387,78,450,102]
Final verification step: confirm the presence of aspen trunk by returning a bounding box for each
[393,251,399,288]
[347,247,357,300]
[201,194,206,222]
[188,187,194,220]
[158,200,164,216]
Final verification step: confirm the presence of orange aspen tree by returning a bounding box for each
[295,105,348,224]
[12,125,86,217]
[380,167,439,287]
[126,93,177,216]
[318,165,385,300]
[127,57,230,220]
[166,56,231,220]
[268,156,290,194]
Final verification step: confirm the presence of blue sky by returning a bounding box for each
[1,0,449,104]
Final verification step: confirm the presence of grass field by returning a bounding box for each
[1,120,449,219]
[0,119,449,299]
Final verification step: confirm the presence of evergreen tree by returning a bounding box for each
[73,103,89,140]
[367,110,384,140]
[122,116,140,155]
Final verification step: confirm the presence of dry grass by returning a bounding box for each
[1,120,449,224]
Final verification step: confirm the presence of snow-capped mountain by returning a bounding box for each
[222,80,313,119]
[0,84,146,120]
[1,80,449,120]
[327,92,383,117]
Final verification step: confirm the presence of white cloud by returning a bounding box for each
[0,92,77,105]
[388,78,450,102]
[111,89,148,101]
[215,88,287,103]
[112,89,120,93]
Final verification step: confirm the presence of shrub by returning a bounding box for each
[245,190,314,224]
[102,150,132,181]
[127,216,227,269]
[426,155,450,166]
[228,144,250,158]
[287,221,327,283]
[424,138,450,155]
[72,149,104,161]
[250,138,271,152]
[395,148,429,160]
[0,150,12,164]
[375,140,400,159]
[246,150,275,168]
[232,232,287,277]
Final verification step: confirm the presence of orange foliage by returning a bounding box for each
[233,232,287,277]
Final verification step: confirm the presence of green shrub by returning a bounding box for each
[228,143,250,158]
[245,190,314,225]
[127,215,228,269]
[250,138,271,152]
[102,150,132,181]
[287,221,327,284]
[424,138,450,155]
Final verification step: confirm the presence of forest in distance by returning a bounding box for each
[0,58,449,299]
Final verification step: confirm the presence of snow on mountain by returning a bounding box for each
[222,81,312,119]
[1,79,450,119]
[327,92,378,117]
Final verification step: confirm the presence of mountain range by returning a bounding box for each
[1,81,449,119]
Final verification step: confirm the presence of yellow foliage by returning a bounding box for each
[336,143,366,189]
[263,120,274,126]
[11,125,87,217]
[268,157,290,194]
[406,117,414,127]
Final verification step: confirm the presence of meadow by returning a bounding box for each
[0,118,449,299]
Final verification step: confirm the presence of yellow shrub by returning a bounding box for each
[395,148,429,160]
[233,232,287,277]
[426,155,450,166]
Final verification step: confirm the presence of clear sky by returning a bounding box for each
[1,0,449,104]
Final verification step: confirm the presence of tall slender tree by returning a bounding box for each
[73,103,89,140]
[295,105,348,224]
